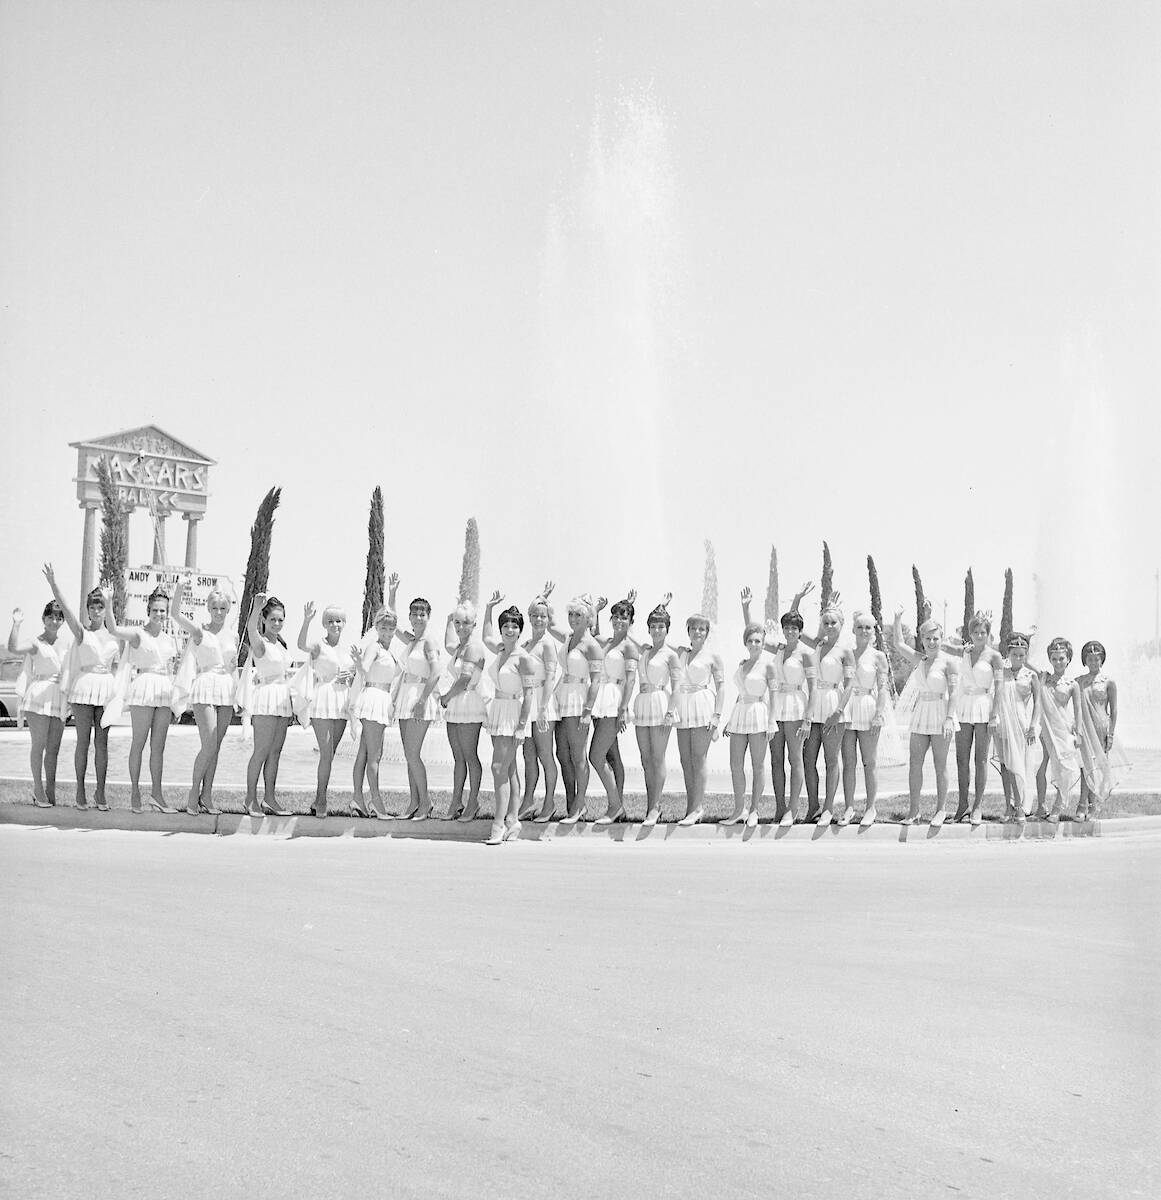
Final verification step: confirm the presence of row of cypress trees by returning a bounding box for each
[90,461,1016,670]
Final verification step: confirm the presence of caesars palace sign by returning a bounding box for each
[72,425,213,514]
[71,425,220,610]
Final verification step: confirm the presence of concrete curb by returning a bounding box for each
[4,802,1161,843]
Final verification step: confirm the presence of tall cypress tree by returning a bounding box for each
[764,545,780,623]
[866,554,885,653]
[820,541,834,608]
[237,486,282,663]
[361,486,385,634]
[962,568,975,641]
[95,456,129,622]
[912,564,927,650]
[702,539,719,621]
[1000,568,1014,647]
[457,517,481,606]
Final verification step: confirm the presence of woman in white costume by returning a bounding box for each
[351,607,403,818]
[440,601,487,822]
[297,602,356,818]
[949,613,1003,823]
[990,632,1043,822]
[837,612,891,827]
[802,606,855,827]
[242,594,293,816]
[482,606,537,844]
[386,575,443,820]
[589,598,640,824]
[767,610,816,827]
[7,598,69,807]
[555,598,604,824]
[170,578,236,815]
[673,613,726,827]
[892,609,959,826]
[520,594,561,823]
[1075,639,1119,820]
[634,605,682,826]
[721,623,777,827]
[44,564,118,810]
[104,587,178,813]
[1034,637,1083,822]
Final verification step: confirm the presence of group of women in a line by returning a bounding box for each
[8,567,1120,836]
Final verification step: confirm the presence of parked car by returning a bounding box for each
[0,651,22,720]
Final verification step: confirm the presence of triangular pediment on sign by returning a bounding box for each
[69,425,215,465]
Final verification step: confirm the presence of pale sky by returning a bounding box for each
[3,1,1158,660]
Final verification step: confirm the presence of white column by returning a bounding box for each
[183,512,202,570]
[79,500,100,605]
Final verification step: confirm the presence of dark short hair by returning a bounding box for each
[1080,640,1106,666]
[647,606,671,630]
[86,588,105,608]
[610,599,635,622]
[498,605,524,632]
[780,610,804,632]
[42,600,65,620]
[409,597,431,618]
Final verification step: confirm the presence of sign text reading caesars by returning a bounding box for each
[89,452,208,506]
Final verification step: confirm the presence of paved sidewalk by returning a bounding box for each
[1,827,1157,1200]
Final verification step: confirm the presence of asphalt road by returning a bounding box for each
[1,828,1157,1199]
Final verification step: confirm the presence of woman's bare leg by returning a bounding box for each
[71,704,93,807]
[589,717,623,818]
[678,726,712,822]
[147,706,170,805]
[361,720,386,815]
[92,714,109,808]
[636,724,670,822]
[189,704,217,811]
[43,715,64,806]
[803,723,823,819]
[446,723,469,816]
[820,724,843,816]
[399,718,432,817]
[971,724,989,819]
[930,731,951,818]
[560,717,590,821]
[488,736,521,840]
[954,724,974,819]
[906,732,928,821]
[726,732,748,819]
[555,721,576,814]
[261,717,290,812]
[747,731,767,813]
[841,728,859,814]
[127,706,153,810]
[26,713,51,805]
[769,728,787,820]
[529,723,558,820]
[311,717,346,815]
[246,716,279,814]
[859,727,880,820]
[781,721,805,820]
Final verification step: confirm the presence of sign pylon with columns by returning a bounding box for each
[71,425,215,602]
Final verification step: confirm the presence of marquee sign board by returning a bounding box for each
[124,566,236,636]
[71,425,215,515]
